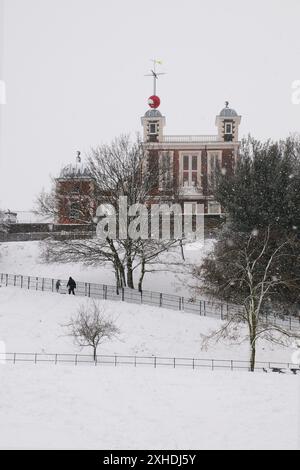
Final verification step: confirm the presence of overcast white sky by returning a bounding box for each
[0,0,300,210]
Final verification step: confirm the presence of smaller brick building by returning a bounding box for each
[56,153,96,224]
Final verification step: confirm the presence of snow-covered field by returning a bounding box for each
[0,242,299,450]
[0,365,299,450]
[0,240,213,297]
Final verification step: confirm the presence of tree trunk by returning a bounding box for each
[115,268,121,295]
[248,303,257,372]
[250,341,256,372]
[118,263,126,288]
[138,257,146,293]
[127,257,134,289]
[93,346,97,362]
[180,239,185,261]
[107,237,126,290]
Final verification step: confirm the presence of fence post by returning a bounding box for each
[5,274,8,286]
[28,277,30,290]
[159,293,163,307]
[220,303,223,320]
[199,301,202,316]
[179,297,181,311]
[13,353,16,364]
[174,358,176,369]
[75,355,78,366]
[14,275,16,286]
[231,360,234,371]
[115,355,117,367]
[212,359,214,371]
[154,357,157,369]
[35,353,37,364]
[192,358,195,370]
[122,288,125,301]
[42,278,45,291]
[36,277,38,291]
[51,279,54,292]
[88,283,91,297]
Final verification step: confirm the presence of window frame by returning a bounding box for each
[159,151,174,190]
[179,152,202,189]
[149,122,158,135]
[207,151,222,186]
[224,122,233,135]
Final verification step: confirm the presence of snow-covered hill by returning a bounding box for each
[0,286,294,363]
[0,243,298,450]
[0,240,213,297]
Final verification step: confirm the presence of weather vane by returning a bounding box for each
[145,59,166,109]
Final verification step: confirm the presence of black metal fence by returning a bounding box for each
[1,272,300,331]
[0,351,299,374]
[0,232,93,243]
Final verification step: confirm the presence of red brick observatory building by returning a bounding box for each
[141,100,241,215]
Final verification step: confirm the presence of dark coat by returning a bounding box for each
[67,278,76,289]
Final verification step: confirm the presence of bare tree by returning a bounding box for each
[0,209,8,246]
[39,135,185,291]
[0,209,6,233]
[66,301,119,361]
[194,227,300,371]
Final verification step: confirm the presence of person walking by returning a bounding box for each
[55,280,61,293]
[67,277,76,295]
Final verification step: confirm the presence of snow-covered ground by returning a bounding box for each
[0,365,298,450]
[0,242,299,450]
[0,287,294,363]
[0,240,213,297]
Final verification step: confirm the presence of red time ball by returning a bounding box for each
[148,95,161,109]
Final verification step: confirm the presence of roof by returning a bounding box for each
[219,107,238,117]
[59,162,92,179]
[144,109,163,118]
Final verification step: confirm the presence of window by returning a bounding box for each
[71,182,81,194]
[184,202,199,215]
[208,202,221,214]
[225,122,233,134]
[69,202,80,220]
[181,154,200,188]
[208,151,222,187]
[159,151,173,190]
[149,123,157,134]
